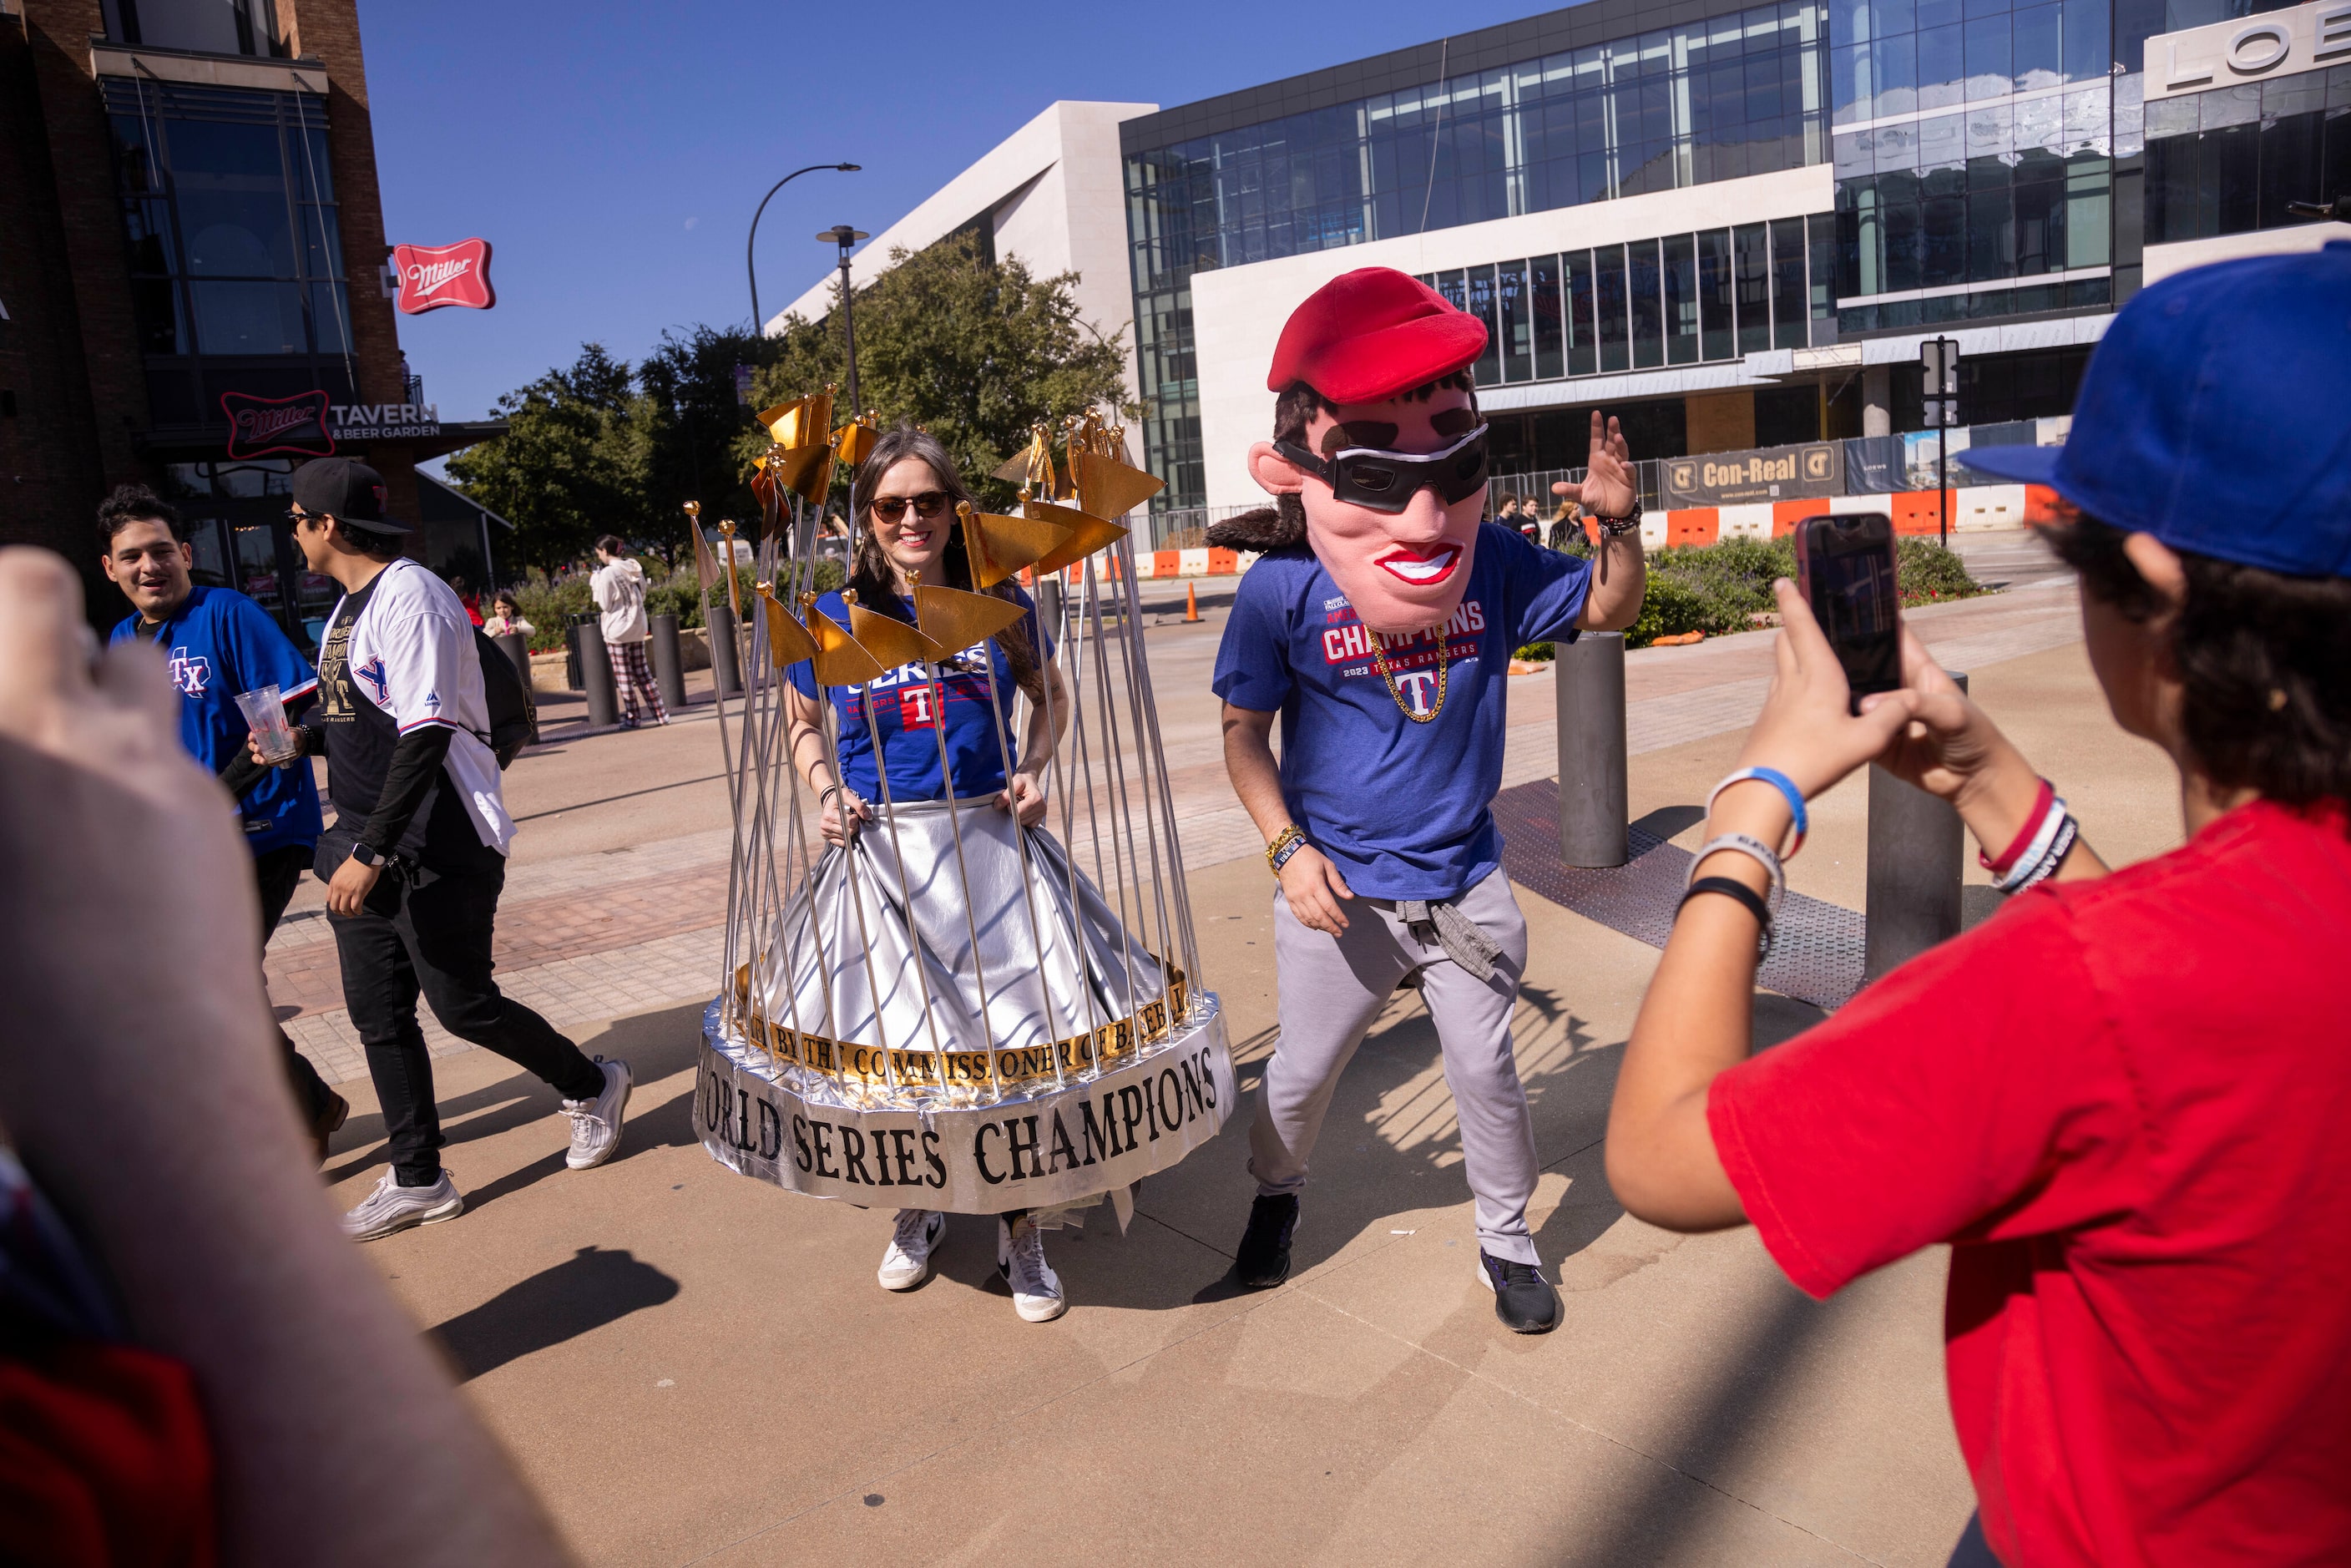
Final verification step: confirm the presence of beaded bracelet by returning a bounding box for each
[1266,825,1308,876]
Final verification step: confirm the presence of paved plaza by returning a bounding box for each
[285,534,2187,1565]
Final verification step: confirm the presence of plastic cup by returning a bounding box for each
[235,685,297,764]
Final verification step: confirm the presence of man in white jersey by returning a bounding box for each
[260,459,633,1241]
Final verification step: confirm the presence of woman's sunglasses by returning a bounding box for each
[871,491,951,524]
[1272,424,1489,514]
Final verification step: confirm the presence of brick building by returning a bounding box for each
[0,0,502,642]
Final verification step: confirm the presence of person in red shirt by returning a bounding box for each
[1605,241,2351,1567]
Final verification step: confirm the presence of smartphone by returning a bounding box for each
[1792,513,1900,710]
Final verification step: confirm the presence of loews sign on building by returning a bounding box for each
[391,238,496,314]
[1664,440,1843,508]
[2147,2,2351,101]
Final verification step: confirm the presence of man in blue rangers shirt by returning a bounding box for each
[1208,269,1649,1333]
[99,483,347,1156]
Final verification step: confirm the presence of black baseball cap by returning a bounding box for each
[292,458,408,535]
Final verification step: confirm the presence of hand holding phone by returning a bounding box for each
[1792,513,1901,712]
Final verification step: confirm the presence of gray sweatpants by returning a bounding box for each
[1249,867,1541,1265]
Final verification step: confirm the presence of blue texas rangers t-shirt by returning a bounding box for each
[110,584,326,858]
[1212,523,1591,902]
[787,585,1052,802]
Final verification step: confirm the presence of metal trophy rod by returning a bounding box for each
[1114,531,1206,1004]
[1029,564,1106,1064]
[1106,529,1183,1015]
[973,627,1069,1091]
[774,501,842,1055]
[1086,543,1170,1016]
[1074,553,1149,1036]
[693,504,750,1026]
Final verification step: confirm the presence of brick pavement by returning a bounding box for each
[282,550,2085,1090]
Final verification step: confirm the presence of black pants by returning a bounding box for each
[255,843,336,1126]
[328,859,604,1185]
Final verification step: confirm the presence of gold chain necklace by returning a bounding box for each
[1367,625,1448,723]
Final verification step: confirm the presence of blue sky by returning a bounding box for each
[365,0,1545,422]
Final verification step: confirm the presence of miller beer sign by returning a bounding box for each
[391,238,495,314]
[221,389,335,459]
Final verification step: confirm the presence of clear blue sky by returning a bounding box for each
[364,0,1548,422]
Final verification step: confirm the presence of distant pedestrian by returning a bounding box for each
[481,592,533,640]
[590,535,666,729]
[1547,493,1585,551]
[444,571,485,627]
[273,459,631,1242]
[1495,493,1520,527]
[98,483,348,1161]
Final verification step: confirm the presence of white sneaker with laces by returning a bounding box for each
[563,1056,632,1171]
[340,1170,463,1242]
[997,1214,1067,1323]
[877,1209,946,1291]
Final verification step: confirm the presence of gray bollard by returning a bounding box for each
[1036,575,1064,643]
[648,611,688,711]
[493,630,532,693]
[574,616,619,728]
[1864,671,1968,980]
[1555,630,1628,867]
[706,606,742,699]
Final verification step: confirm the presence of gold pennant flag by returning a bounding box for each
[914,583,1029,658]
[756,584,817,669]
[959,503,1074,589]
[845,594,943,669]
[833,418,877,468]
[805,597,885,687]
[758,390,834,449]
[686,504,716,603]
[1071,449,1164,523]
[768,442,835,504]
[1023,500,1130,579]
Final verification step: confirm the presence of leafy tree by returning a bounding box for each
[742,235,1135,508]
[443,344,650,572]
[635,324,779,545]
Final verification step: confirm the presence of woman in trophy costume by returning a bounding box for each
[776,427,1107,1321]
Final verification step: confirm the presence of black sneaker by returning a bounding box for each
[1232,1194,1299,1289]
[1479,1252,1561,1334]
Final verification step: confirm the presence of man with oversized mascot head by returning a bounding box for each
[1209,267,1648,1333]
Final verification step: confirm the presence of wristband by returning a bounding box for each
[1992,797,2072,893]
[1686,832,1786,908]
[1266,825,1307,875]
[1680,876,1774,959]
[1979,777,2055,874]
[1706,766,1807,857]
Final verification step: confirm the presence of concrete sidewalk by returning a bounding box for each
[291,534,2192,1565]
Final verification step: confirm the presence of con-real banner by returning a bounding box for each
[1664,441,1843,508]
[695,998,1234,1212]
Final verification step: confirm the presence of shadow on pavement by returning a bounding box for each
[430,1245,680,1381]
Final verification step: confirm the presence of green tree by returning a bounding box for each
[742,235,1135,508]
[444,344,650,572]
[635,324,778,545]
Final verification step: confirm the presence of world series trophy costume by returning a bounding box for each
[1207,267,1648,1334]
[690,393,1230,1323]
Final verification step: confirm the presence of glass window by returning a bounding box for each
[1699,228,1736,358]
[1807,212,1837,331]
[2012,4,2060,90]
[1628,240,1666,368]
[1733,221,1772,352]
[1468,265,1503,384]
[1967,187,2014,280]
[1664,234,1701,363]
[2209,122,2258,235]
[1924,191,1968,286]
[1596,244,1631,372]
[2258,109,2323,231]
[1531,255,1565,379]
[2065,154,2111,266]
[1963,13,2010,100]
[1771,217,1808,347]
[2014,179,2060,274]
[1566,249,1598,377]
[2060,0,2107,84]
[1497,260,1534,382]
[1918,23,1964,110]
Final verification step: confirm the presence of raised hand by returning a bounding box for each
[1551,411,1636,520]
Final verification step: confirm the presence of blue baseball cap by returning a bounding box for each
[1961,240,2351,578]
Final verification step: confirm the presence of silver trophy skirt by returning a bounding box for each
[737,795,1190,1108]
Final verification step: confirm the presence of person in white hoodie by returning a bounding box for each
[590,535,666,728]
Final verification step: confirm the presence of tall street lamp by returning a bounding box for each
[818,225,870,417]
[747,164,858,332]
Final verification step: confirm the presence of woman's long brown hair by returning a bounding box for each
[845,425,1045,703]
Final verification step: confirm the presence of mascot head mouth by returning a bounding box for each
[1374,542,1462,587]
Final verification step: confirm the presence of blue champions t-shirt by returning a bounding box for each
[786,586,1052,802]
[111,585,326,858]
[1212,523,1591,902]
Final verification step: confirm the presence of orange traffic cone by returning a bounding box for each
[1184,580,1201,623]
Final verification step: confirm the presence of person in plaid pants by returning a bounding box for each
[592,535,667,728]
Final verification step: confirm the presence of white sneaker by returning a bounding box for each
[341,1170,463,1242]
[562,1056,632,1171]
[877,1209,946,1291]
[997,1214,1067,1323]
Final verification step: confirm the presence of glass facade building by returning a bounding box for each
[1125,0,1833,509]
[2144,65,2351,245]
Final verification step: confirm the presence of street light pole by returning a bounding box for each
[746,164,858,333]
[819,225,870,417]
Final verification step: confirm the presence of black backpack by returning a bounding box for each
[472,628,536,768]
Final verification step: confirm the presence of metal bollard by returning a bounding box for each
[493,630,532,693]
[1555,630,1628,867]
[1864,671,1968,980]
[648,611,688,711]
[574,616,619,728]
[706,606,742,699]
[1036,576,1064,644]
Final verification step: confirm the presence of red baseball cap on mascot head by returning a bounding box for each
[1251,267,1489,635]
